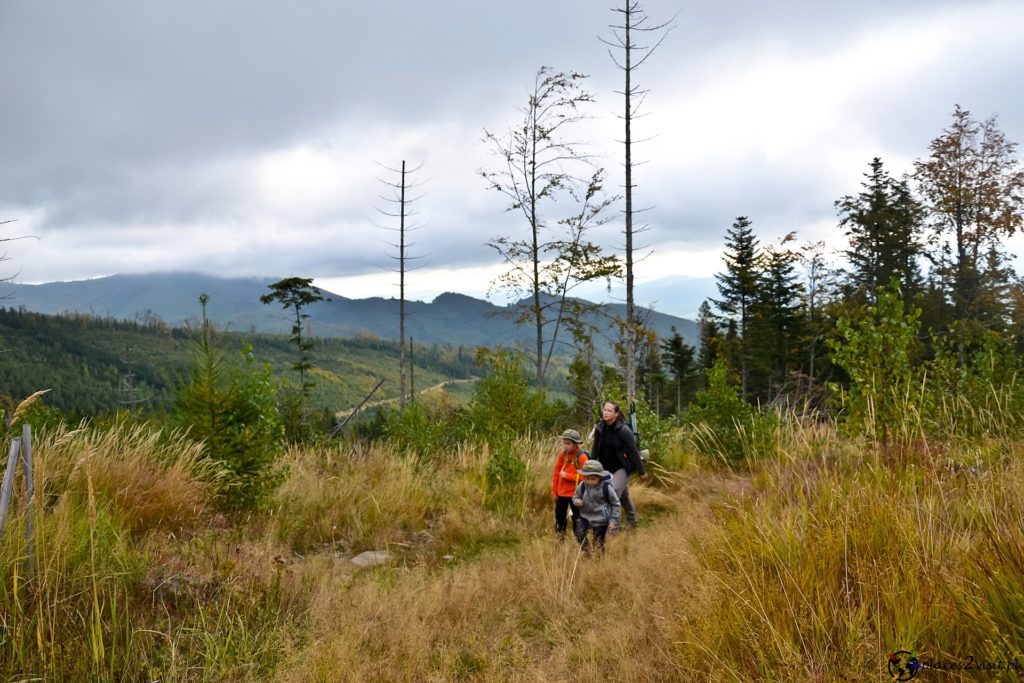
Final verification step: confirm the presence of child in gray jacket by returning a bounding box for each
[572,460,621,556]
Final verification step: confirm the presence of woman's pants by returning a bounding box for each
[611,468,638,527]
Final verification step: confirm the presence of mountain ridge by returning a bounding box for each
[7,272,699,349]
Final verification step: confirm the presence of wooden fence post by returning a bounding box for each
[21,424,34,570]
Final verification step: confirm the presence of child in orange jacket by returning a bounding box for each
[551,429,588,542]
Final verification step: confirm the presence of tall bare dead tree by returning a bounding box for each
[601,1,673,406]
[375,161,426,408]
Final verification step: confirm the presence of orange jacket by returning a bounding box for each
[551,446,589,498]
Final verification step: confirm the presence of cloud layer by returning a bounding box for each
[1,0,1021,317]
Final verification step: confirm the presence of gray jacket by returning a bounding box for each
[573,475,621,527]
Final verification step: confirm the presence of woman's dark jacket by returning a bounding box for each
[592,419,645,476]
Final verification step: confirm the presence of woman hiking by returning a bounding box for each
[590,400,645,529]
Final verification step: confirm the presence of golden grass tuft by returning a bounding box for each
[9,389,51,427]
[270,441,435,553]
[36,421,212,533]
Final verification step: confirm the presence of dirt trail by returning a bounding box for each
[334,378,476,418]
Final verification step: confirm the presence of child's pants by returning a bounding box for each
[554,496,575,538]
[574,520,609,554]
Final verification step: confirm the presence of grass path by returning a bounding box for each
[268,450,1024,681]
[269,469,754,682]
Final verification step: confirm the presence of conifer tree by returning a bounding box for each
[836,157,924,304]
[696,300,721,374]
[661,326,697,414]
[713,216,761,400]
[636,327,667,415]
[749,240,806,402]
[259,277,325,407]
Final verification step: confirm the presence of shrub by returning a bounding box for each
[467,348,562,447]
[483,443,528,516]
[278,384,334,444]
[375,395,470,463]
[827,282,922,444]
[922,330,1024,439]
[684,360,778,467]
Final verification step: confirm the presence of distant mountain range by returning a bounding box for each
[6,272,698,349]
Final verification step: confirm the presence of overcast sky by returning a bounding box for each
[2,0,1022,318]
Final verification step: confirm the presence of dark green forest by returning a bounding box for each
[0,306,478,418]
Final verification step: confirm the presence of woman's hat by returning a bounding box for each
[579,460,606,477]
[560,429,584,444]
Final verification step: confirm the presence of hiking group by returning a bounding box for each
[550,400,647,556]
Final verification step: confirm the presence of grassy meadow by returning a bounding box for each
[1,406,1023,682]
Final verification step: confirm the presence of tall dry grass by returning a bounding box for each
[267,414,1024,682]
[6,414,1024,681]
[1,421,218,680]
[268,435,565,558]
[676,415,1024,680]
[37,420,214,532]
[1,427,594,681]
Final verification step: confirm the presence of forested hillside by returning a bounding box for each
[0,307,479,416]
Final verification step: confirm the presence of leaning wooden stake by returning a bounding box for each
[0,437,20,531]
[331,379,386,438]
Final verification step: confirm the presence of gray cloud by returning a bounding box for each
[1,0,1021,303]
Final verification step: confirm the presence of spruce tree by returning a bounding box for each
[749,242,806,402]
[697,300,721,374]
[836,157,924,304]
[713,216,761,400]
[661,326,697,414]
